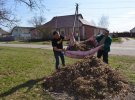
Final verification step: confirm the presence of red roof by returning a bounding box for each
[43,14,83,28]
[43,14,108,31]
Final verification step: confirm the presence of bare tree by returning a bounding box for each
[0,0,45,27]
[28,15,46,27]
[15,0,45,10]
[98,15,109,29]
[0,0,17,27]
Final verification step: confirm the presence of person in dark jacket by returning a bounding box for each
[51,31,69,70]
[96,30,112,64]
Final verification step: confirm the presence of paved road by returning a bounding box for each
[0,43,52,49]
[110,38,135,56]
[0,38,135,56]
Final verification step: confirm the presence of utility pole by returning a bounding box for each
[76,3,80,41]
[55,16,58,31]
[72,3,80,42]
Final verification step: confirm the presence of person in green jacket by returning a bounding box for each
[96,30,112,64]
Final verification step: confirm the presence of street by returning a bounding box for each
[0,38,135,56]
[110,38,135,56]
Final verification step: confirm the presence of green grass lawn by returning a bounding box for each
[129,37,135,40]
[0,47,77,100]
[4,41,69,46]
[109,55,135,84]
[0,47,135,99]
[6,41,52,45]
[112,37,122,43]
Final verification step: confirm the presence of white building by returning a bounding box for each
[11,26,34,41]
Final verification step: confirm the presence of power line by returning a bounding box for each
[89,16,135,18]
[80,0,135,4]
[82,7,135,9]
[48,6,135,9]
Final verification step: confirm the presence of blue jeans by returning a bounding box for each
[54,51,65,70]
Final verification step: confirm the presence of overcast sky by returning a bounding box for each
[4,0,135,32]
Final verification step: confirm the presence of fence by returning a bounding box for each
[111,32,135,38]
[0,36,15,41]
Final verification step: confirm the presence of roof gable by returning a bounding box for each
[44,14,83,28]
[13,26,34,30]
[0,28,9,35]
[79,18,93,26]
[11,26,35,34]
[43,14,108,31]
[131,27,135,31]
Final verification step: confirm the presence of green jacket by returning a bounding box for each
[96,34,112,52]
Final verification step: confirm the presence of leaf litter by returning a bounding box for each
[43,56,134,100]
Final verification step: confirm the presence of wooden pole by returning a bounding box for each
[76,3,80,41]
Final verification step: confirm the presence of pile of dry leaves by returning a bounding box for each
[43,56,131,99]
[67,41,94,51]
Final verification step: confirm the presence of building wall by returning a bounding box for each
[52,26,104,40]
[60,28,65,36]
[81,26,85,40]
[99,29,105,35]
[56,27,84,40]
[12,28,32,41]
[84,25,94,39]
[83,26,108,39]
[94,28,101,36]
[52,27,80,36]
[43,25,107,40]
[93,28,105,36]
[30,29,43,40]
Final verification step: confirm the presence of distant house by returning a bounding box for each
[0,28,14,41]
[130,27,135,37]
[130,27,135,33]
[30,28,44,40]
[11,26,34,41]
[0,28,9,36]
[42,14,108,40]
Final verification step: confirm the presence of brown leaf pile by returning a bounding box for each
[67,41,94,51]
[43,56,130,99]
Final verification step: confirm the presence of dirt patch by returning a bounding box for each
[43,56,133,100]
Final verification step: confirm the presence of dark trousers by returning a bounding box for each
[54,52,65,70]
[97,50,108,64]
